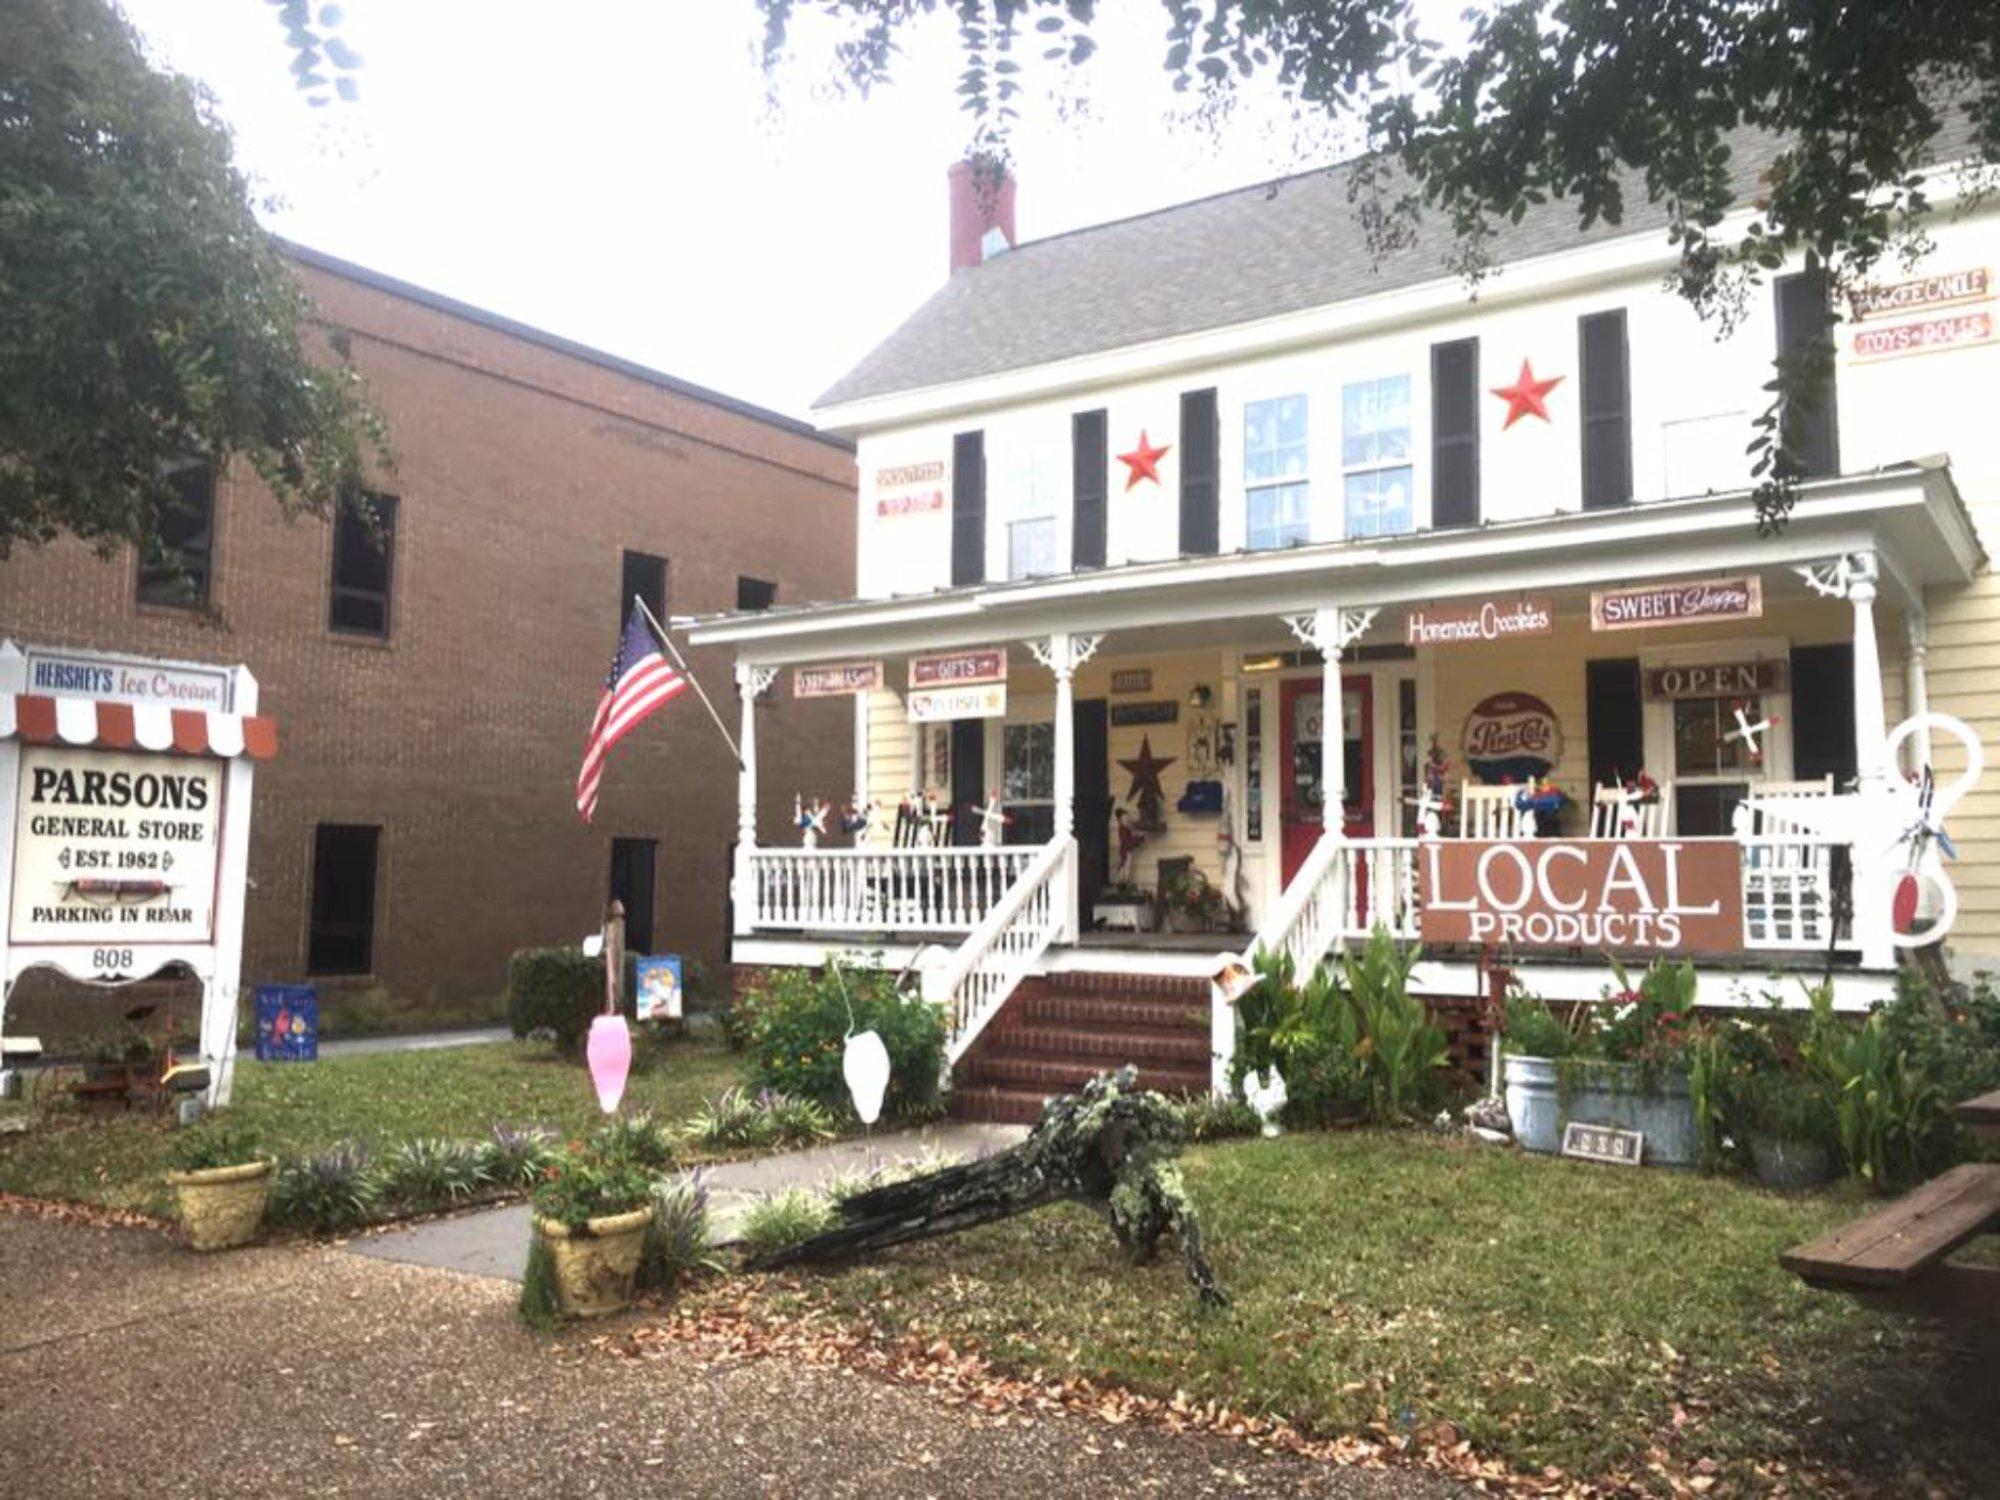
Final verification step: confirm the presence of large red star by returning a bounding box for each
[1490,360,1564,429]
[1116,430,1172,491]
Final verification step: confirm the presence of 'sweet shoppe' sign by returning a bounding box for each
[1590,576,1762,632]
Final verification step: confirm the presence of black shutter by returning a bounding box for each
[1775,270,1840,478]
[950,430,986,585]
[1072,409,1108,569]
[1585,657,1644,792]
[1178,388,1219,555]
[949,719,985,845]
[1790,643,1856,787]
[1579,310,1632,509]
[1430,338,1480,528]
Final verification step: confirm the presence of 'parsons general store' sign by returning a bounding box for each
[1418,839,1744,953]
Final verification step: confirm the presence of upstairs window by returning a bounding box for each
[621,549,667,628]
[1244,394,1310,551]
[330,491,398,638]
[1775,268,1840,478]
[736,576,777,611]
[1341,375,1414,537]
[137,460,216,608]
[1000,431,1061,580]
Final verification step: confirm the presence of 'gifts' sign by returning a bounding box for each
[1418,839,1744,953]
[1591,576,1762,632]
[910,648,1007,688]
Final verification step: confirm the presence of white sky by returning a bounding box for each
[118,1,1432,419]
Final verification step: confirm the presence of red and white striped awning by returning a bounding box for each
[0,695,277,760]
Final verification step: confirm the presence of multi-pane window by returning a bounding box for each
[736,576,776,611]
[330,492,397,638]
[1001,721,1055,803]
[1000,434,1061,580]
[1244,395,1310,551]
[137,460,216,608]
[308,823,380,975]
[1341,376,1414,537]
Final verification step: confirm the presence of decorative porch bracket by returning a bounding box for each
[1281,607,1378,657]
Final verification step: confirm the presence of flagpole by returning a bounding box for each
[632,595,745,769]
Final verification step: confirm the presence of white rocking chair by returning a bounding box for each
[1458,782,1529,839]
[1590,782,1671,839]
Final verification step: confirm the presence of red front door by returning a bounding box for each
[1279,675,1374,886]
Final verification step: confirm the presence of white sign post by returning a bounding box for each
[0,641,274,1108]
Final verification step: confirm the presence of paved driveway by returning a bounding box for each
[0,1210,1464,1499]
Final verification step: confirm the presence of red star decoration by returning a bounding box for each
[1116,430,1172,491]
[1490,360,1564,429]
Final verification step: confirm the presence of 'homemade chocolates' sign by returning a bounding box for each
[1590,576,1762,632]
[1418,839,1744,953]
[1405,596,1553,647]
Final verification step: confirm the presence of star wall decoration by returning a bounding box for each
[1117,430,1172,491]
[1490,360,1564,429]
[1117,735,1177,830]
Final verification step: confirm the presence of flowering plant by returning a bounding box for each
[1595,957,1699,1071]
[529,1135,653,1232]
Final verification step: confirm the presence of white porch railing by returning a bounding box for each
[744,846,1035,933]
[926,837,1074,1064]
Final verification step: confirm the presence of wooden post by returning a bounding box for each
[603,899,626,1016]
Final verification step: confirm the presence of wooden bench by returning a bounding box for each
[1781,1163,2000,1323]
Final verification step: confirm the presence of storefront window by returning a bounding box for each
[1001,721,1055,844]
[1244,395,1310,550]
[1671,694,1761,835]
[1342,376,1413,538]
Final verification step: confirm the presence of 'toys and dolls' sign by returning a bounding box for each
[9,745,221,944]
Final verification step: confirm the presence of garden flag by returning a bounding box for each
[575,610,687,822]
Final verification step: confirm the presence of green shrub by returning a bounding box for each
[478,1122,560,1190]
[519,1235,563,1332]
[1180,1094,1262,1142]
[636,1174,723,1292]
[379,1137,491,1208]
[737,959,944,1119]
[268,1141,380,1232]
[736,1188,832,1258]
[594,1112,678,1172]
[165,1116,265,1172]
[760,1090,835,1146]
[1339,928,1450,1122]
[1501,996,1588,1060]
[506,947,603,1052]
[1882,967,2000,1172]
[685,1087,779,1151]
[1803,982,1943,1191]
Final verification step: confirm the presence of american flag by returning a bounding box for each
[575,610,687,822]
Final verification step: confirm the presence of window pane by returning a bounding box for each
[1673,696,1763,777]
[1247,482,1310,551]
[1343,468,1414,538]
[1007,517,1057,579]
[1244,395,1308,484]
[137,462,215,607]
[1342,376,1412,467]
[1002,722,1054,801]
[308,824,379,975]
[331,493,396,637]
[736,576,776,611]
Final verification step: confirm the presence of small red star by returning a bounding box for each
[1490,360,1564,429]
[1116,430,1172,491]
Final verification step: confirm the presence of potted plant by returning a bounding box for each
[1735,1071,1839,1190]
[165,1117,273,1251]
[1502,960,1701,1166]
[526,1135,655,1319]
[1161,868,1229,934]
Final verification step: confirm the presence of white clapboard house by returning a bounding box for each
[687,150,1996,1121]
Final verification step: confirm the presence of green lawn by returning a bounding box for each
[0,1037,742,1217]
[747,1130,1995,1492]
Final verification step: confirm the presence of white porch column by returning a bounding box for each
[1904,605,1932,773]
[1849,553,1889,796]
[732,663,776,937]
[1029,634,1103,942]
[1283,607,1379,838]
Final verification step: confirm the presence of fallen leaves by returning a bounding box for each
[0,1190,166,1232]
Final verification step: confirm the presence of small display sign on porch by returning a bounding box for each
[1643,659,1786,700]
[792,661,883,698]
[1405,596,1553,647]
[1110,700,1178,727]
[1417,839,1745,953]
[909,647,1007,688]
[907,683,1007,723]
[1589,576,1762,632]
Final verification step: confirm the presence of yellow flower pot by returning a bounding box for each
[535,1207,652,1318]
[167,1160,272,1251]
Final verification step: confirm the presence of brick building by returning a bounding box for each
[0,245,855,1030]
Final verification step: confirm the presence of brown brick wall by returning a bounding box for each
[1,254,856,1030]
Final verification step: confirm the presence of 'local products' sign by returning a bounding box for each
[873,461,947,519]
[1461,692,1563,782]
[1405,596,1553,648]
[9,745,222,945]
[792,661,883,698]
[1418,839,1744,952]
[1590,576,1762,632]
[907,684,1006,723]
[22,645,233,711]
[1852,310,1997,361]
[1644,660,1786,700]
[910,648,1007,688]
[1850,267,1992,321]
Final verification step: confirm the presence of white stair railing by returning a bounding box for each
[926,837,1073,1066]
[1210,833,1349,1093]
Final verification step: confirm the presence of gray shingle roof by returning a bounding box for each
[815,124,1972,411]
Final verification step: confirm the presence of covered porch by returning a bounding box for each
[689,464,1983,1079]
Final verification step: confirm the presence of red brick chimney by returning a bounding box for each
[948,159,1017,274]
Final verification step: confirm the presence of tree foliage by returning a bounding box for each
[757,0,2000,528]
[0,0,383,560]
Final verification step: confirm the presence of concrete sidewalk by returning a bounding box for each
[346,1119,1027,1281]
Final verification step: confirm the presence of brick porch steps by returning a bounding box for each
[950,970,1214,1123]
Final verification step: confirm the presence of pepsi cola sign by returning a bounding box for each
[1461,692,1563,784]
